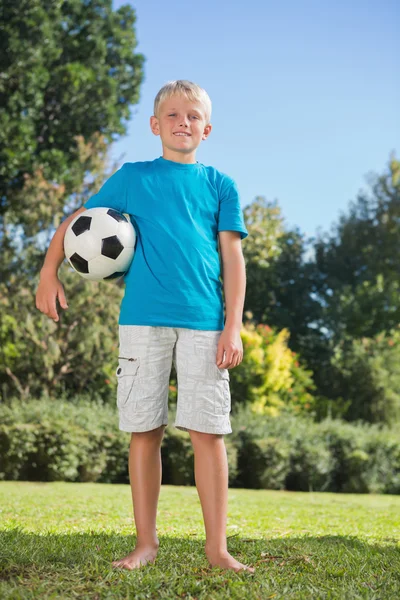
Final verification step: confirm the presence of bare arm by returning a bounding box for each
[36,206,86,321]
[218,231,246,330]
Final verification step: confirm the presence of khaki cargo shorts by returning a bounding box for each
[115,325,232,435]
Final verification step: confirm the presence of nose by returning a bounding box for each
[179,116,189,127]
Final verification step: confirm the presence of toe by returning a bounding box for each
[240,565,255,573]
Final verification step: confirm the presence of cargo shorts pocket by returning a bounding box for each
[215,368,231,415]
[116,357,140,408]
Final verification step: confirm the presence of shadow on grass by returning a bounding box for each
[1,528,399,578]
[1,531,400,600]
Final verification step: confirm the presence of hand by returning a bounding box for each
[36,271,68,322]
[216,325,243,369]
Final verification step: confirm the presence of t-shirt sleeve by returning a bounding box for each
[217,175,248,240]
[83,164,128,213]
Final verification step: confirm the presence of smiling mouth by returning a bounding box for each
[173,133,191,137]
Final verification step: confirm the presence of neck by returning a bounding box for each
[162,148,197,164]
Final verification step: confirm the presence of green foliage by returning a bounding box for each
[314,157,400,341]
[308,158,400,392]
[2,397,400,494]
[234,321,315,416]
[0,0,144,217]
[0,396,239,486]
[161,428,195,486]
[242,157,400,427]
[236,432,291,490]
[0,134,129,402]
[0,259,123,402]
[231,405,400,494]
[0,0,144,403]
[330,326,400,424]
[0,394,130,483]
[242,197,285,268]
[232,409,336,492]
[242,197,322,351]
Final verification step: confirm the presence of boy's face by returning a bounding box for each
[150,95,212,162]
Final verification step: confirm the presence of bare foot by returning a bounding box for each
[205,549,255,574]
[112,544,159,570]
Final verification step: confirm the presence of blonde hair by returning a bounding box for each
[154,80,212,125]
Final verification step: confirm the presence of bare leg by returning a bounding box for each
[112,424,166,570]
[189,430,255,573]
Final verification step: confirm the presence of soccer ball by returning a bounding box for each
[64,207,136,281]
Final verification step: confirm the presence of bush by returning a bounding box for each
[285,435,334,492]
[231,404,400,494]
[331,327,400,424]
[231,410,334,492]
[1,396,400,493]
[236,322,316,416]
[364,434,400,494]
[0,395,239,486]
[161,427,195,486]
[235,431,290,489]
[0,396,128,483]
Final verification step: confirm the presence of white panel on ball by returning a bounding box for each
[64,207,136,281]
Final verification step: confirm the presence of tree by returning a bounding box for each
[0,135,125,402]
[242,197,322,352]
[0,0,144,223]
[330,327,400,424]
[314,156,400,342]
[235,321,315,416]
[308,156,400,408]
[0,0,144,401]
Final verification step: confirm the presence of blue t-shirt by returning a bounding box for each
[83,156,248,330]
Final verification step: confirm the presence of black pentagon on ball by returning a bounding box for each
[104,271,126,280]
[101,235,123,259]
[107,208,128,222]
[69,253,89,273]
[72,216,92,236]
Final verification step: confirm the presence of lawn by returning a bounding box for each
[1,482,399,599]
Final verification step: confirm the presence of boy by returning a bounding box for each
[36,80,255,574]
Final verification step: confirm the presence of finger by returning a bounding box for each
[231,352,241,368]
[218,357,228,368]
[220,355,234,369]
[50,298,59,321]
[216,350,225,366]
[58,286,69,309]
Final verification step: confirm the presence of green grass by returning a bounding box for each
[0,482,399,599]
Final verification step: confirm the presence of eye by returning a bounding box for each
[191,115,199,119]
[168,113,176,117]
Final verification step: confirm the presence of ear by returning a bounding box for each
[150,115,160,136]
[202,123,212,140]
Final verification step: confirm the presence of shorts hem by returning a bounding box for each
[174,420,232,435]
[119,421,168,433]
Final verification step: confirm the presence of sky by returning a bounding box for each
[111,0,399,239]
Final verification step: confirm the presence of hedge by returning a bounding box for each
[0,397,399,493]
